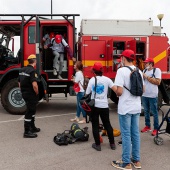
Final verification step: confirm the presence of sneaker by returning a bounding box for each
[110,143,116,150]
[53,68,57,76]
[70,116,79,122]
[141,126,151,133]
[78,119,86,124]
[151,129,158,136]
[118,140,122,146]
[92,143,101,151]
[58,75,63,80]
[111,160,132,170]
[131,159,141,169]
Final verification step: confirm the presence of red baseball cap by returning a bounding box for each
[49,32,55,39]
[55,34,62,44]
[143,58,154,63]
[92,62,103,71]
[121,49,135,59]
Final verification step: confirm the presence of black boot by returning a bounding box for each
[24,122,38,138]
[31,118,41,133]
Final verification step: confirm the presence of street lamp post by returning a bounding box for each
[157,14,164,28]
[51,0,53,19]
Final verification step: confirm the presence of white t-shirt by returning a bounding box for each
[51,38,68,52]
[75,71,85,92]
[114,66,144,115]
[142,68,161,98]
[86,76,114,108]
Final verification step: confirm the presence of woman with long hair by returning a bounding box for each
[70,61,86,123]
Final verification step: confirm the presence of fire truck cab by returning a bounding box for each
[0,14,79,114]
[78,19,170,105]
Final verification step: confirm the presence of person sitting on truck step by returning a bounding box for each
[44,34,76,79]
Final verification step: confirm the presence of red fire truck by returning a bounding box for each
[0,14,169,115]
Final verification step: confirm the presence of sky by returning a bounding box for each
[0,0,170,53]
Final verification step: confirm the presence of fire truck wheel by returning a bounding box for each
[1,78,26,115]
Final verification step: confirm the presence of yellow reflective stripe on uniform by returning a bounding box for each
[19,72,30,76]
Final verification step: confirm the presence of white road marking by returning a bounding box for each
[18,115,24,120]
[0,113,75,124]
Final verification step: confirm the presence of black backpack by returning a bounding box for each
[123,66,143,96]
[53,123,89,146]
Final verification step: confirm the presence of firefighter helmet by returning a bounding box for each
[27,54,36,60]
[55,34,62,44]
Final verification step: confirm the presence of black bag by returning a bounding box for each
[53,123,89,146]
[70,123,89,141]
[123,66,143,96]
[53,130,73,146]
[80,77,97,122]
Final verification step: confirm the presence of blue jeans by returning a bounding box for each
[76,92,86,118]
[119,113,140,164]
[142,96,159,129]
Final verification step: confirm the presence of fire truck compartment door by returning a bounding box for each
[84,40,106,72]
[127,39,136,53]
[107,39,113,71]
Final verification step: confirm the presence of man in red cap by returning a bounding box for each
[141,58,161,136]
[44,34,76,79]
[85,62,117,151]
[112,49,144,170]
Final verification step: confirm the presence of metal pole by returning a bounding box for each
[51,0,52,19]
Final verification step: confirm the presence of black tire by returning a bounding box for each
[1,78,26,115]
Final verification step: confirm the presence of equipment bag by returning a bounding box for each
[70,123,89,142]
[53,130,73,146]
[53,123,89,146]
[123,66,143,96]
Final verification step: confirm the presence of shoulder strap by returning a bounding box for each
[52,38,55,44]
[94,76,97,98]
[152,68,156,78]
[123,66,134,92]
[52,37,64,46]
[123,66,133,72]
[143,69,147,73]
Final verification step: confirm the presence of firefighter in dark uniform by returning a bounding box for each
[18,54,40,138]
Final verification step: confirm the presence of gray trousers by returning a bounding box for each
[53,51,64,75]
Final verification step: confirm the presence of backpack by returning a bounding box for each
[53,123,89,146]
[70,123,89,141]
[53,130,73,146]
[123,66,143,96]
[83,76,89,91]
[79,76,89,91]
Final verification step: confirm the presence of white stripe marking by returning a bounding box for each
[0,113,75,124]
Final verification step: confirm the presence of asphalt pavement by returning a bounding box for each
[0,94,170,170]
